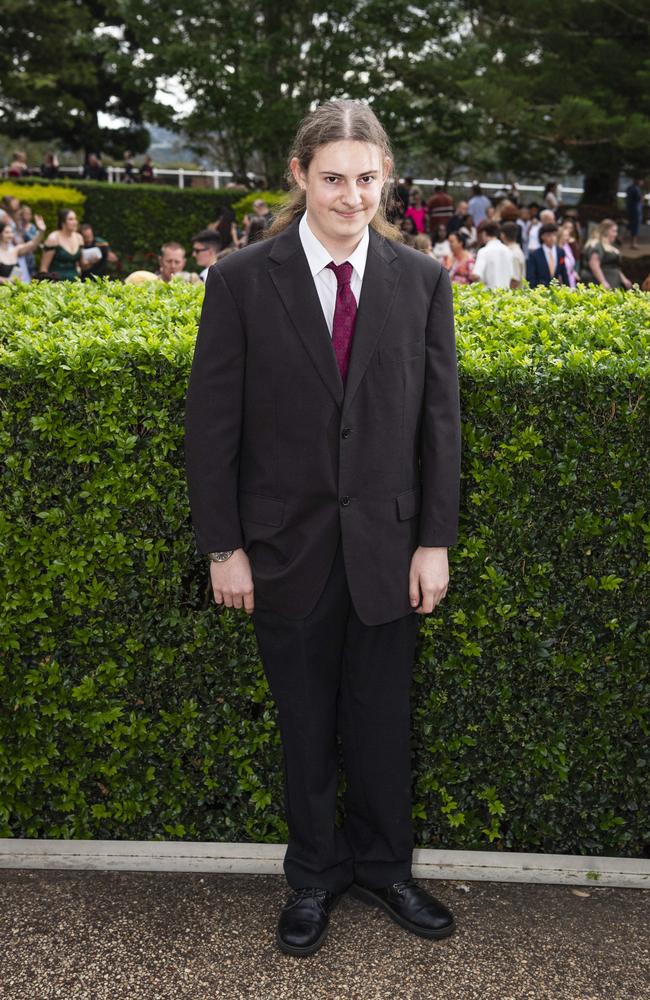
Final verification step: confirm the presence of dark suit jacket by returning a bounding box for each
[184,214,461,626]
[526,245,569,287]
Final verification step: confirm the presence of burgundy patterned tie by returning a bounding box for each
[326,260,357,384]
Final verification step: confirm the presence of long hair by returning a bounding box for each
[266,99,403,242]
[585,218,616,249]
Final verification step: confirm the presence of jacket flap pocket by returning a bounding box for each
[396,487,421,521]
[239,491,285,526]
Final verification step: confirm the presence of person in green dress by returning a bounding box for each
[39,209,95,281]
[580,219,632,290]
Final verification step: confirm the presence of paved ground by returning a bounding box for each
[0,870,648,1000]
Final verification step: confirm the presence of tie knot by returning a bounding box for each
[326,260,353,286]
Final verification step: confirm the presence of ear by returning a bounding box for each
[289,157,307,191]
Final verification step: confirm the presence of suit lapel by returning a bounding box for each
[269,217,344,407]
[344,228,399,407]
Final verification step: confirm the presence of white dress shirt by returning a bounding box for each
[298,211,369,337]
[472,237,513,289]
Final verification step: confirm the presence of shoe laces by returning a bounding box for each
[392,878,417,895]
[292,887,330,902]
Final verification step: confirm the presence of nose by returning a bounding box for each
[340,180,363,208]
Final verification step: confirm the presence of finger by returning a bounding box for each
[213,589,223,605]
[233,593,243,610]
[223,592,233,607]
[409,574,421,608]
[244,590,255,614]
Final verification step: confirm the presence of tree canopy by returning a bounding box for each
[2,0,649,196]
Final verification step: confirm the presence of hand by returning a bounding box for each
[409,546,449,614]
[35,214,46,232]
[210,548,255,613]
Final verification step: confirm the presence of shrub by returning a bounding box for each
[0,282,648,855]
[0,181,86,234]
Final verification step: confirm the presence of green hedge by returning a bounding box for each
[0,181,86,235]
[12,178,247,270]
[0,281,648,855]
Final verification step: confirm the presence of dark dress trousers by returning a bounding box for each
[184,213,461,892]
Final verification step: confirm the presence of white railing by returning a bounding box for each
[3,164,643,202]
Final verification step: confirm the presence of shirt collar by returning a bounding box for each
[299,211,369,281]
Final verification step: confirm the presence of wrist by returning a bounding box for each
[208,549,236,562]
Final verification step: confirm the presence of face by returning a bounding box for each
[448,233,460,253]
[436,224,447,241]
[541,231,557,247]
[22,206,32,222]
[82,227,94,244]
[2,223,13,243]
[607,224,618,243]
[290,140,390,251]
[192,242,216,267]
[457,201,468,215]
[63,211,78,231]
[519,208,530,221]
[160,248,186,279]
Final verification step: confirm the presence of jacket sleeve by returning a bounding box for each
[527,251,539,287]
[418,265,462,547]
[184,265,246,554]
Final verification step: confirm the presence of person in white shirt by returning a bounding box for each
[191,229,221,282]
[500,222,526,288]
[471,222,513,289]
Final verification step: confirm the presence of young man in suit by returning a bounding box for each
[527,223,570,287]
[184,99,462,957]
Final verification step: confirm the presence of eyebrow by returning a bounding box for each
[319,170,379,177]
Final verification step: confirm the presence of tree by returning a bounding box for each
[457,0,650,202]
[134,0,470,186]
[0,0,164,156]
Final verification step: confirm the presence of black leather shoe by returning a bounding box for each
[350,878,455,939]
[276,887,340,956]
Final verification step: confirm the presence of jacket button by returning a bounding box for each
[340,496,351,507]
[341,427,352,439]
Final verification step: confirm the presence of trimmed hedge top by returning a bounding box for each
[2,279,649,373]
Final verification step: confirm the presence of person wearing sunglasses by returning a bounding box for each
[191,229,222,282]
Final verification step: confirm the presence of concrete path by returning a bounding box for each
[1,870,648,1000]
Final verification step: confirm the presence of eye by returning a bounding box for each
[324,176,339,183]
[359,175,375,184]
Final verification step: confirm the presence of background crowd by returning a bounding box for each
[0,174,647,292]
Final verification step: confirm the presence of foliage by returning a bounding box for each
[458,0,650,200]
[122,0,466,186]
[0,182,86,235]
[0,0,163,156]
[0,280,648,855]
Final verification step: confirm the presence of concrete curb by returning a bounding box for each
[1,839,648,889]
